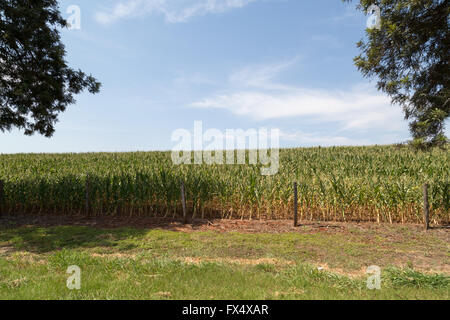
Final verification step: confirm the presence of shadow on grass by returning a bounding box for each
[0,215,210,254]
[430,225,450,230]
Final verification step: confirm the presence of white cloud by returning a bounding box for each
[96,0,257,24]
[191,59,408,134]
[279,130,369,146]
[96,0,143,24]
[229,57,300,90]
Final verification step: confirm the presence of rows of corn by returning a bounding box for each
[0,146,448,224]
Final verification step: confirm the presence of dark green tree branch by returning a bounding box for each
[343,0,449,148]
[0,0,101,137]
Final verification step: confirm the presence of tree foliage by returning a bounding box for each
[344,0,449,147]
[0,0,100,137]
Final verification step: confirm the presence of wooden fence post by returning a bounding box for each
[0,180,4,216]
[180,180,188,224]
[423,183,430,230]
[294,182,298,227]
[85,174,90,217]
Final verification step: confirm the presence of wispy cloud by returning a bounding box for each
[96,0,257,24]
[191,59,408,134]
[279,130,369,146]
[229,57,300,90]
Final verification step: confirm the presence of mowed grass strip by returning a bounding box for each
[0,253,448,300]
[0,225,448,300]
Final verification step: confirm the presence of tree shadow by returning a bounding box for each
[429,225,450,230]
[0,215,211,254]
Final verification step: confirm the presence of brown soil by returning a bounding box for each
[0,214,448,236]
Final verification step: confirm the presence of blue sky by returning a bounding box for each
[1,0,419,153]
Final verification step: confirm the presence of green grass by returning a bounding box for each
[0,145,449,223]
[0,225,448,300]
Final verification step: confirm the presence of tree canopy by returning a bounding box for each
[344,0,449,147]
[0,0,100,137]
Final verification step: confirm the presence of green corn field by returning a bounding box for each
[0,145,448,224]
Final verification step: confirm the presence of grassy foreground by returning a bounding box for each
[0,220,448,300]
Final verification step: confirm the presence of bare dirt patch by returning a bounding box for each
[1,214,447,234]
[0,246,15,256]
[178,256,296,267]
[91,253,137,260]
